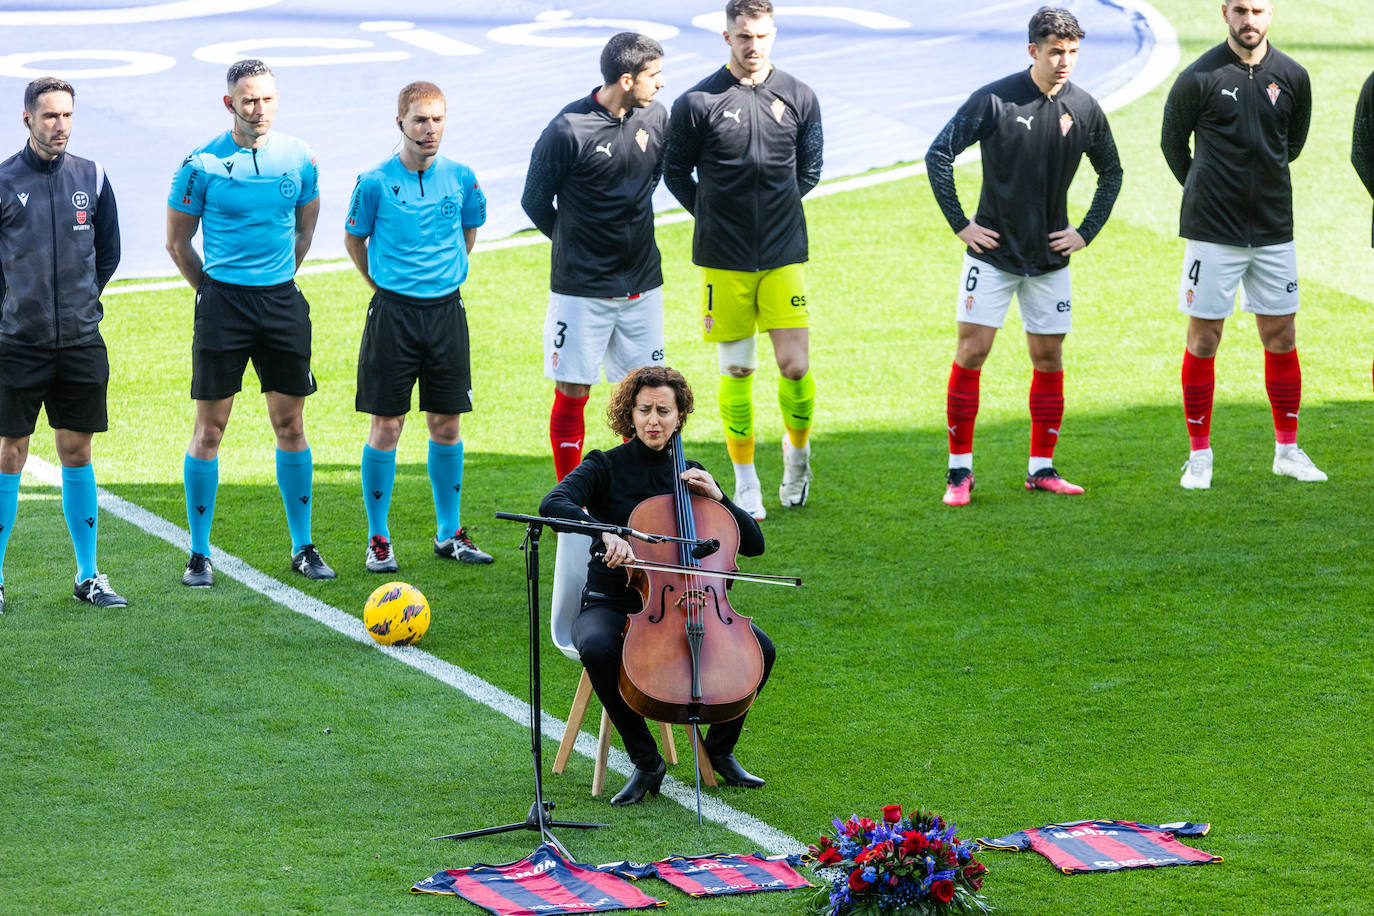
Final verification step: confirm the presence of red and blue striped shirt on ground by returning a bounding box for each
[410,843,663,914]
[606,853,811,897]
[978,820,1222,874]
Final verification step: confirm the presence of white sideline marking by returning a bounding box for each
[105,0,1178,299]
[24,455,804,856]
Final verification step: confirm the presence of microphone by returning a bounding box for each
[690,538,720,559]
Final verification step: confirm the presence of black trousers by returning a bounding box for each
[572,600,776,771]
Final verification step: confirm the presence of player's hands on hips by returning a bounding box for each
[681,468,724,502]
[1049,224,1086,255]
[600,533,636,569]
[957,220,1000,253]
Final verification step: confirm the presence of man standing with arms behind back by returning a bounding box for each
[925,7,1122,507]
[522,32,668,483]
[345,81,491,572]
[1162,1,1321,489]
[0,77,125,610]
[664,0,822,520]
[167,59,333,586]
[1351,69,1374,393]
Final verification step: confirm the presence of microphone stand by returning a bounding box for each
[432,513,608,856]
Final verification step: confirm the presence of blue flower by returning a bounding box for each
[862,866,877,882]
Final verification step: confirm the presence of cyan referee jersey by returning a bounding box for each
[345,154,486,298]
[168,130,318,287]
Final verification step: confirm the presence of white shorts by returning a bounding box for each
[954,254,1073,335]
[543,286,665,384]
[1178,239,1299,319]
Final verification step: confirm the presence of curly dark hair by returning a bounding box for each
[1028,7,1085,44]
[606,366,695,439]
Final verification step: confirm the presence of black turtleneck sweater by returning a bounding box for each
[539,436,765,606]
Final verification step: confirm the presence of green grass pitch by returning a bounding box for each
[2,2,1373,912]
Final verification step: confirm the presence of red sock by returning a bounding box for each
[1181,350,1215,451]
[946,362,980,456]
[1029,369,1064,460]
[1265,349,1301,446]
[550,390,589,481]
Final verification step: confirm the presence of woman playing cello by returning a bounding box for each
[540,366,775,805]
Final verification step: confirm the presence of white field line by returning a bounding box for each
[105,1,1179,298]
[24,455,804,856]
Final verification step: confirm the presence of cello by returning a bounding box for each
[617,431,766,728]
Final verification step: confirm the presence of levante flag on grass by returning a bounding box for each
[605,853,812,897]
[976,820,1222,874]
[411,843,664,914]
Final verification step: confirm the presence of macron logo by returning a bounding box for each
[723,108,742,123]
[1016,115,1034,130]
[595,143,612,157]
[1221,87,1238,101]
[16,192,28,207]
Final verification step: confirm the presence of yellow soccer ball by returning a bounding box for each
[363,581,430,646]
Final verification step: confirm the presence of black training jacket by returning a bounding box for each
[925,70,1122,277]
[522,91,667,298]
[664,66,822,272]
[0,144,120,348]
[1161,42,1310,247]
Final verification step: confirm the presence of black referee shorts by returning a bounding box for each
[191,277,317,400]
[0,338,109,438]
[355,287,472,417]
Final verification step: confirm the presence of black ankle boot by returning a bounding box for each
[610,759,666,806]
[709,753,765,788]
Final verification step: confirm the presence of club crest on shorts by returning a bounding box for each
[551,352,560,368]
[964,295,975,312]
[635,128,648,152]
[771,98,786,122]
[1267,82,1281,105]
[1059,112,1074,136]
[1185,289,1195,305]
[703,314,714,332]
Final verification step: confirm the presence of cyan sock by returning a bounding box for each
[276,447,313,554]
[428,440,464,540]
[184,453,218,557]
[61,463,98,581]
[361,444,396,540]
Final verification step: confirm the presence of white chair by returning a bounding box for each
[549,531,713,794]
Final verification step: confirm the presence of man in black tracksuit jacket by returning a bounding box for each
[522,32,669,482]
[0,77,125,610]
[1161,0,1322,490]
[663,0,823,521]
[924,7,1122,507]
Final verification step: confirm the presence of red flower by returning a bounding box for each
[848,870,874,893]
[858,817,877,833]
[843,819,866,838]
[932,879,955,903]
[817,847,842,866]
[883,804,903,824]
[900,832,928,857]
[816,835,834,851]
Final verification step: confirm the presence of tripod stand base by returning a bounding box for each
[433,800,606,855]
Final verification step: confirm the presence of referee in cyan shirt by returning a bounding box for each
[344,81,490,572]
[166,59,332,586]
